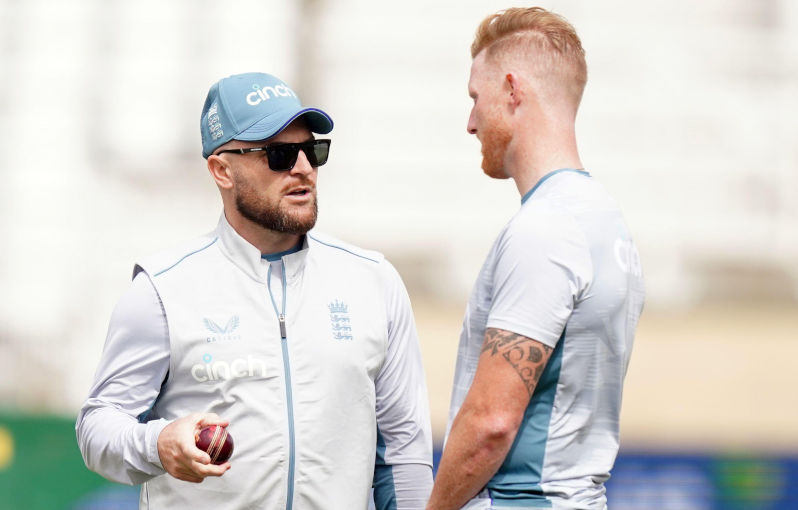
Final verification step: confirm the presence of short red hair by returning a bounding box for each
[472,7,587,107]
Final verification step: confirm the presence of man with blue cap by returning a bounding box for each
[77,72,434,509]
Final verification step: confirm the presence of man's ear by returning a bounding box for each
[505,73,523,109]
[207,155,234,189]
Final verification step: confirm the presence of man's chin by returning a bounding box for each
[285,208,318,234]
[481,160,510,180]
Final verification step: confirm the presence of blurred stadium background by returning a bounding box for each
[1,0,797,508]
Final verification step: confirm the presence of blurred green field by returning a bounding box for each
[0,412,132,510]
[2,410,797,509]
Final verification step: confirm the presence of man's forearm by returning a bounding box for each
[426,409,516,510]
[429,328,549,509]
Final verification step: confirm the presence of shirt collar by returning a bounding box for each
[215,214,309,282]
[521,168,590,205]
[262,238,304,262]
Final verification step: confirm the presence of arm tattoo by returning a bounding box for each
[481,328,552,396]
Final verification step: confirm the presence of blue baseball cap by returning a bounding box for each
[200,72,334,159]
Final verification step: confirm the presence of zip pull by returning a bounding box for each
[279,313,287,339]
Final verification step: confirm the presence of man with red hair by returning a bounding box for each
[428,8,645,510]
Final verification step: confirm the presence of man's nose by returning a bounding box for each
[290,149,315,176]
[467,109,477,134]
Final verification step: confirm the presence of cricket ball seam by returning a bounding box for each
[208,426,226,464]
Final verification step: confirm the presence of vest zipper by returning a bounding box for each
[279,314,287,338]
[267,261,296,510]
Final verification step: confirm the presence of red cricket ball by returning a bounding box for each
[195,425,234,465]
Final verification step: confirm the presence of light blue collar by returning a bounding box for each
[521,168,590,205]
[262,238,304,262]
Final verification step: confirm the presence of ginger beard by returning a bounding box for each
[233,173,318,235]
[479,111,513,179]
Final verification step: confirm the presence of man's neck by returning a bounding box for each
[507,128,582,198]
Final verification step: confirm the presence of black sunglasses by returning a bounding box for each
[216,139,331,171]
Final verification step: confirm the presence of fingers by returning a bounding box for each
[197,413,229,429]
[172,469,204,484]
[170,462,228,483]
[169,447,227,482]
[158,413,232,482]
[192,459,231,478]
[187,442,212,465]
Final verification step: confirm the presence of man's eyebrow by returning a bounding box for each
[267,136,316,145]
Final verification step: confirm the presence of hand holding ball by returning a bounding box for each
[195,425,234,465]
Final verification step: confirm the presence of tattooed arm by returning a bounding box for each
[426,328,553,510]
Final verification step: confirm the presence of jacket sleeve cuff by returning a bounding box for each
[145,418,172,468]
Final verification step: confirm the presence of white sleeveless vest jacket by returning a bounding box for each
[134,217,429,509]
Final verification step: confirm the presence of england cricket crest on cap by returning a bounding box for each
[206,101,223,141]
[328,299,353,341]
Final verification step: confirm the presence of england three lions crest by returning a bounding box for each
[328,299,353,341]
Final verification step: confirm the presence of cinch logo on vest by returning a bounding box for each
[191,353,267,382]
[245,83,297,106]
